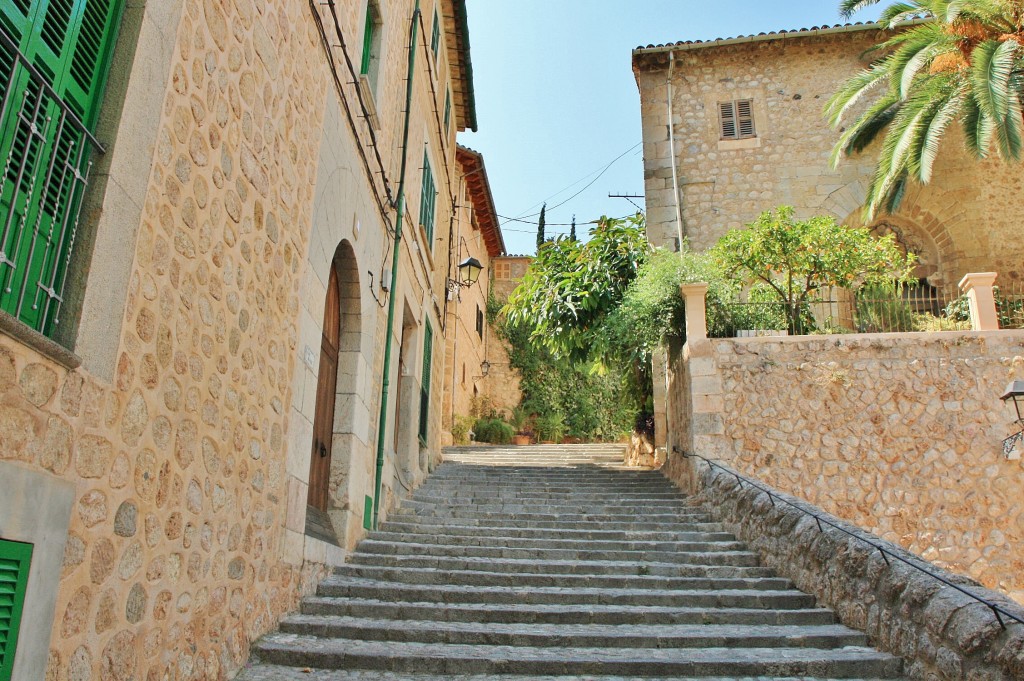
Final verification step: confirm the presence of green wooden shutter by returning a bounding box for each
[0,539,33,681]
[429,9,440,60]
[418,321,433,442]
[418,152,435,242]
[0,0,123,334]
[360,2,374,75]
[443,88,450,133]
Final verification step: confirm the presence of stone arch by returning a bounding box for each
[324,240,364,544]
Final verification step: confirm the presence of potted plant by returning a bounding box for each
[510,406,533,445]
[536,413,565,444]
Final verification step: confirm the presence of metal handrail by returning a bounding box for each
[673,446,1024,629]
[0,25,105,153]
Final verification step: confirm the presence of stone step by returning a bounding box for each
[278,615,869,649]
[299,595,840,626]
[398,499,694,515]
[410,491,686,502]
[355,539,759,565]
[387,511,718,529]
[368,530,747,552]
[376,520,735,542]
[333,563,792,590]
[316,577,816,609]
[252,635,904,678]
[236,667,904,681]
[379,517,732,533]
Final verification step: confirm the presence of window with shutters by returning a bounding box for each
[0,538,33,681]
[443,88,451,135]
[418,321,433,442]
[0,0,124,337]
[429,8,440,61]
[718,99,756,140]
[475,305,483,339]
[419,151,436,243]
[360,0,382,93]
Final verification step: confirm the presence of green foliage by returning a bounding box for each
[472,417,515,444]
[855,283,916,332]
[536,203,546,249]
[504,213,650,363]
[711,207,917,333]
[830,0,1024,218]
[451,415,474,445]
[945,287,1024,328]
[535,413,566,442]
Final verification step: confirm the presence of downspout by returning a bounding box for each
[373,0,420,530]
[667,51,685,250]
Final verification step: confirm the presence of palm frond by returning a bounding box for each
[879,2,926,27]
[961,93,996,157]
[825,63,893,125]
[971,39,1016,120]
[839,0,886,19]
[908,80,966,180]
[829,93,900,167]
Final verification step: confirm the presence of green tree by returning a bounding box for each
[828,0,1024,219]
[504,213,650,362]
[711,206,917,333]
[569,215,577,242]
[536,203,546,249]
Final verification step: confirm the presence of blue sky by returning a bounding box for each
[459,1,882,255]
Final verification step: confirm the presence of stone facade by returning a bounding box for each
[633,25,1024,290]
[664,456,1024,681]
[481,255,532,417]
[440,146,505,445]
[667,331,1024,603]
[0,1,480,679]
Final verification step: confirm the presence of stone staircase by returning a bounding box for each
[237,445,905,680]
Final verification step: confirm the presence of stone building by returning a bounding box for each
[439,145,505,444]
[633,21,1024,450]
[0,0,479,678]
[632,22,1024,289]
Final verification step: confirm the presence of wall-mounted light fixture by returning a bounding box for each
[448,256,483,294]
[1000,380,1024,460]
[480,360,490,377]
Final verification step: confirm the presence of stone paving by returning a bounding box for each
[237,446,906,680]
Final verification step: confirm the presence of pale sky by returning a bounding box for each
[459,0,882,255]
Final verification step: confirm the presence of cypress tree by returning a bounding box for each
[569,215,577,242]
[536,203,546,249]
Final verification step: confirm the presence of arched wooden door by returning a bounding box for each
[307,264,340,511]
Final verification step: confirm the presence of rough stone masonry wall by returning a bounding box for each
[0,0,330,679]
[664,456,1024,681]
[669,331,1024,604]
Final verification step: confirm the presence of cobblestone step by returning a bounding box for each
[237,668,902,681]
[244,453,905,679]
[352,542,762,568]
[377,521,734,541]
[316,577,817,609]
[299,596,840,626]
[368,530,747,552]
[250,636,904,678]
[277,615,869,649]
[333,563,792,590]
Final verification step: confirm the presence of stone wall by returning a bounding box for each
[668,331,1024,603]
[634,28,1024,290]
[663,456,1024,681]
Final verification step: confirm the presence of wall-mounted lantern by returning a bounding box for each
[480,360,491,377]
[1000,380,1024,460]
[447,256,483,295]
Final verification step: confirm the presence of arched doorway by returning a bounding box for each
[308,263,341,511]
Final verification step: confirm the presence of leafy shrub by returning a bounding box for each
[451,415,474,445]
[472,418,514,444]
[535,413,565,442]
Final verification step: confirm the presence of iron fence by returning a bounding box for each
[0,26,103,337]
[995,282,1024,330]
[711,285,970,338]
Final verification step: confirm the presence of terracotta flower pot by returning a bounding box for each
[512,434,532,445]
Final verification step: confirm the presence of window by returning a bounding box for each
[475,305,483,339]
[718,99,755,140]
[419,151,436,242]
[0,0,124,336]
[418,321,433,442]
[0,538,33,680]
[443,88,451,134]
[359,0,382,92]
[461,363,465,385]
[430,9,440,61]
[495,261,511,280]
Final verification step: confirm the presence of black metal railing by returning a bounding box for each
[995,282,1024,330]
[673,446,1024,629]
[0,26,104,336]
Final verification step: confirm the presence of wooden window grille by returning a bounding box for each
[718,99,755,140]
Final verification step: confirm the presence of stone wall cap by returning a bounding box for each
[680,282,709,295]
[959,272,998,290]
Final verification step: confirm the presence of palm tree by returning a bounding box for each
[827,0,1024,219]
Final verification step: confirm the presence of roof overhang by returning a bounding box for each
[457,145,505,257]
[442,0,477,132]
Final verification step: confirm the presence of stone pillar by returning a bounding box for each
[958,272,1000,331]
[680,283,709,341]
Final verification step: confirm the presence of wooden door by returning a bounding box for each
[307,265,340,511]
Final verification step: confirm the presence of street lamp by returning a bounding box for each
[457,256,483,287]
[1000,380,1024,460]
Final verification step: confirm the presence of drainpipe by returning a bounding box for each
[373,0,420,530]
[667,51,685,251]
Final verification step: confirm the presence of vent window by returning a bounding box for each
[719,99,755,140]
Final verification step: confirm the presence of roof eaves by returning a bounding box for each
[631,21,885,57]
[457,145,504,256]
[448,0,478,132]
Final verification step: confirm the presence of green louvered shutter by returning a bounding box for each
[0,539,33,681]
[418,152,435,242]
[0,0,123,334]
[418,321,432,442]
[360,2,374,75]
[443,88,450,134]
[429,9,439,60]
